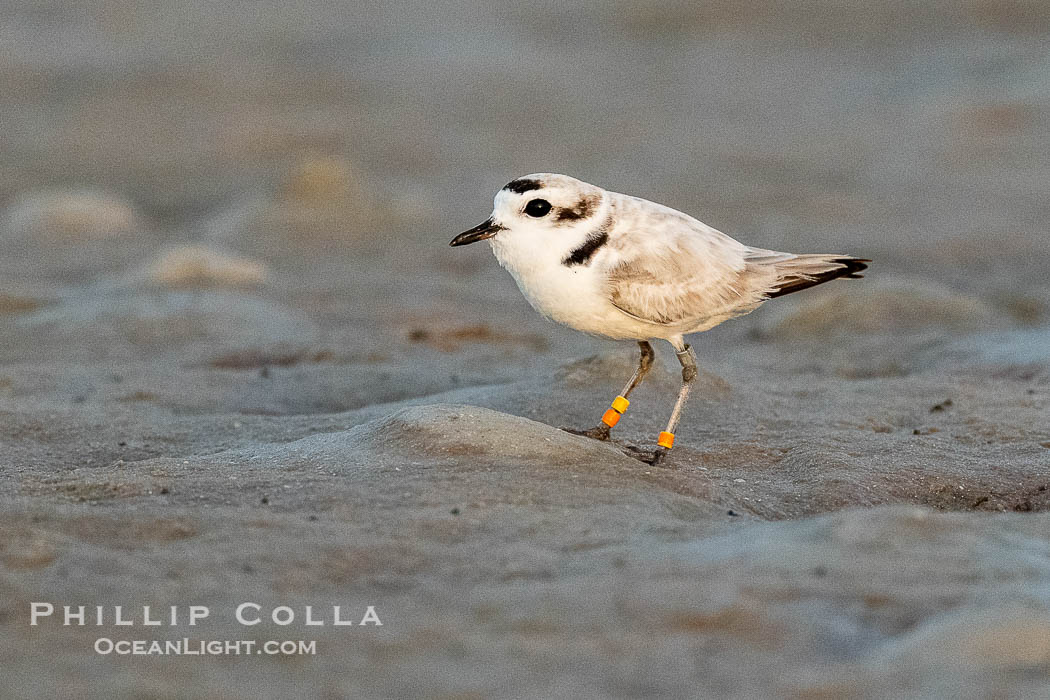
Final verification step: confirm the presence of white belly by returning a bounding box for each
[502,257,663,339]
[489,234,678,340]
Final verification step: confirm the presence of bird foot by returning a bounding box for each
[561,425,612,441]
[647,447,671,466]
[617,444,671,466]
[563,426,674,466]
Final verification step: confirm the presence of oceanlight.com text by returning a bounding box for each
[94,638,317,656]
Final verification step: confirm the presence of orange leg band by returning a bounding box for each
[601,396,630,428]
[657,431,675,449]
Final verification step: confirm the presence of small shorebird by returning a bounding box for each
[451,173,868,464]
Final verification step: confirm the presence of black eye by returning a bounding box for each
[524,199,552,218]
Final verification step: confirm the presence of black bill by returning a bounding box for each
[450,218,504,246]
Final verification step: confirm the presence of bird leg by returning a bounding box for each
[650,343,697,465]
[571,341,655,441]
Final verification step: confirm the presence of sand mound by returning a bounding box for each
[757,275,1000,339]
[136,244,268,288]
[279,154,358,206]
[343,403,638,463]
[109,404,724,518]
[873,605,1050,670]
[639,506,1050,696]
[210,403,641,469]
[11,291,318,360]
[2,189,141,244]
[918,327,1050,372]
[205,154,377,256]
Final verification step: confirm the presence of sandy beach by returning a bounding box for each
[1,1,1049,697]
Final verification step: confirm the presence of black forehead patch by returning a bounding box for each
[503,177,543,194]
[554,194,599,222]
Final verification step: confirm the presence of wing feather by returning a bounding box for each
[602,196,867,329]
[604,202,763,327]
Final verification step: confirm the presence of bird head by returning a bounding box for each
[450,174,607,254]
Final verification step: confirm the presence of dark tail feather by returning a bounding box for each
[766,257,870,299]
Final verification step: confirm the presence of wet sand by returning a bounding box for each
[1,1,1049,697]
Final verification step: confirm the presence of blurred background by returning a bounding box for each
[0,0,1048,410]
[1,0,1048,408]
[3,0,1049,269]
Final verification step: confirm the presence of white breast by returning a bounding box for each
[488,233,661,340]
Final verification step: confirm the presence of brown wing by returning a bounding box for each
[606,226,762,326]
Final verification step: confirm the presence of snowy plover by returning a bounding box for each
[451,173,868,464]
